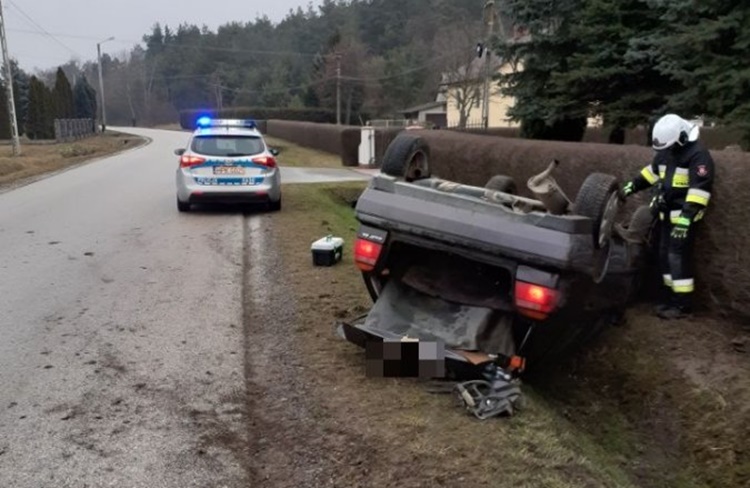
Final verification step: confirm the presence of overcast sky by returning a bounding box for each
[4,0,324,73]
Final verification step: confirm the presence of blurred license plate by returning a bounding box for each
[214,166,245,175]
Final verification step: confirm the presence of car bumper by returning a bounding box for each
[177,171,281,204]
[337,317,494,380]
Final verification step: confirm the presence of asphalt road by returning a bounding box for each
[0,127,370,487]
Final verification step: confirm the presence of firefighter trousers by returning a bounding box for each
[658,216,697,308]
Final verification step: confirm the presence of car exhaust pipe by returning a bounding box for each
[527,160,572,215]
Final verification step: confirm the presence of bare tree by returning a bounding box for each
[434,24,483,129]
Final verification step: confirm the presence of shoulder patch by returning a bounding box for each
[697,165,709,177]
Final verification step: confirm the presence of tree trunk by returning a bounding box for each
[345,89,353,125]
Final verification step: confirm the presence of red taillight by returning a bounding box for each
[252,156,277,168]
[354,238,383,272]
[180,155,206,168]
[514,281,559,320]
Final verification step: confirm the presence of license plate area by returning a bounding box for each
[213,166,245,175]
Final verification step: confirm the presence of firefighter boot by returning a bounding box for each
[653,287,675,316]
[657,293,693,320]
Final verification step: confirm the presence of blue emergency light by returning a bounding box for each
[195,117,257,129]
[196,116,213,127]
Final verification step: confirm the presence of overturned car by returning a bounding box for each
[339,133,655,417]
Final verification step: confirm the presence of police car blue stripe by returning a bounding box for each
[195,177,264,186]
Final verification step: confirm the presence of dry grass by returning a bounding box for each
[152,123,183,131]
[0,132,146,189]
[268,181,643,487]
[261,134,746,485]
[264,135,340,168]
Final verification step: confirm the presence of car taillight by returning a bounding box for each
[354,238,383,272]
[180,155,206,168]
[514,281,559,320]
[252,156,277,168]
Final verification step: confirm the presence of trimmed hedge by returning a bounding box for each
[266,120,362,166]
[450,125,746,151]
[265,122,406,167]
[409,129,750,322]
[179,108,337,130]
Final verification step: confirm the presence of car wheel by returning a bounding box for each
[268,198,282,212]
[573,173,620,249]
[380,133,431,182]
[485,175,518,195]
[177,198,191,212]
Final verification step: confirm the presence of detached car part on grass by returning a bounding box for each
[339,133,654,418]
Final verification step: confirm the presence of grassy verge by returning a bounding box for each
[268,181,649,487]
[0,132,146,189]
[262,135,341,168]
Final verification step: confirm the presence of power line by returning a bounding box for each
[6,0,81,57]
[7,27,120,42]
[8,26,320,58]
[208,78,332,96]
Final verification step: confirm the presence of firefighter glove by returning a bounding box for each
[671,217,691,240]
[621,181,635,200]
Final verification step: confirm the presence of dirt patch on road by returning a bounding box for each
[0,132,147,191]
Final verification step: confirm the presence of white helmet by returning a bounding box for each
[651,114,699,151]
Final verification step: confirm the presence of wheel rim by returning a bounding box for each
[405,150,428,181]
[598,192,619,248]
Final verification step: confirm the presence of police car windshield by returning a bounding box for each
[191,136,265,157]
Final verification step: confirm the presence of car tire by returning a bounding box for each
[269,198,282,212]
[380,133,431,182]
[573,173,620,249]
[177,198,191,212]
[485,175,518,195]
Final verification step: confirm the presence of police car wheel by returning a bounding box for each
[268,198,282,211]
[177,198,191,212]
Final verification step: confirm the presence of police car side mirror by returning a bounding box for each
[174,148,186,156]
[269,148,280,156]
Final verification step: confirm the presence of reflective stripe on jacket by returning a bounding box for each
[629,140,715,222]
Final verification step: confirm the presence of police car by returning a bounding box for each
[175,117,282,212]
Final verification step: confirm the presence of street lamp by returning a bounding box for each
[97,36,115,132]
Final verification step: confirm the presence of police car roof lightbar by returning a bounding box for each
[196,117,257,129]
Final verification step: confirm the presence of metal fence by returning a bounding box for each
[54,119,96,142]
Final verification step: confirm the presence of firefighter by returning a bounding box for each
[621,114,715,320]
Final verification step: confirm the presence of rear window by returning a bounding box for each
[191,135,265,157]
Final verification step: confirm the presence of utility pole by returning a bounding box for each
[97,36,114,133]
[335,54,342,126]
[0,0,20,156]
[212,72,223,110]
[481,0,496,130]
